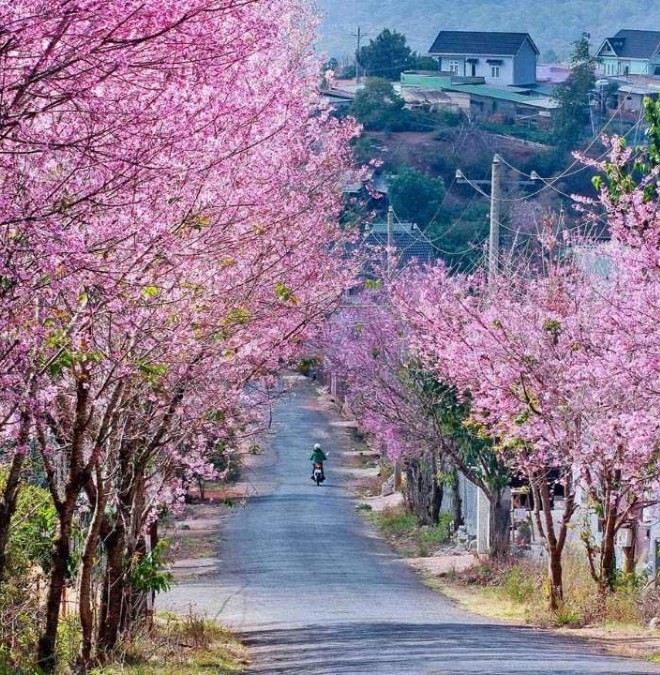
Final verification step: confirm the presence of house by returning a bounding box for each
[428,31,539,86]
[597,30,660,77]
[321,87,354,110]
[617,80,660,115]
[364,222,435,269]
[399,85,469,114]
[400,72,558,124]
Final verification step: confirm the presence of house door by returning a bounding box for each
[470,62,476,77]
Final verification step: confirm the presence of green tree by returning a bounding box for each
[348,78,408,131]
[410,53,439,71]
[407,370,512,558]
[552,33,598,150]
[357,29,413,81]
[426,201,490,272]
[594,97,660,203]
[388,167,445,228]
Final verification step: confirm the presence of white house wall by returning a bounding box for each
[437,55,515,85]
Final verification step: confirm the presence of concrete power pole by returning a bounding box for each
[456,152,537,554]
[386,205,403,491]
[456,153,514,286]
[387,205,394,274]
[487,154,502,286]
[474,154,504,554]
[353,27,365,84]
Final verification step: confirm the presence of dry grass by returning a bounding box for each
[91,613,248,674]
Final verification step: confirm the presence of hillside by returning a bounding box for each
[313,0,660,61]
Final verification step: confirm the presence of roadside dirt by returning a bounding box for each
[164,447,272,581]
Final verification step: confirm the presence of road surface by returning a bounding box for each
[161,376,659,674]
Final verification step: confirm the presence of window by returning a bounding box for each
[449,60,459,75]
[490,65,500,79]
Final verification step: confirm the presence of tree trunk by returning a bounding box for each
[403,448,441,526]
[79,469,106,669]
[548,546,564,612]
[97,385,185,656]
[599,499,618,593]
[98,449,142,654]
[98,522,125,658]
[121,469,147,635]
[0,455,23,587]
[37,378,90,672]
[530,469,576,612]
[37,499,76,672]
[0,406,31,586]
[451,468,463,528]
[488,489,511,559]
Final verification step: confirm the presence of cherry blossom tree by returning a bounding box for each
[394,166,659,605]
[0,0,359,668]
[319,292,511,551]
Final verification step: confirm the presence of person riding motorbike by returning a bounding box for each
[309,442,327,481]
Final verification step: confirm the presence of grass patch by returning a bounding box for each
[92,613,248,674]
[0,613,247,675]
[367,506,452,557]
[428,577,529,624]
[440,551,660,634]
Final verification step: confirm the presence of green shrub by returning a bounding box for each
[553,603,583,627]
[369,508,452,557]
[0,471,56,668]
[503,565,536,603]
[376,509,417,536]
[417,514,453,548]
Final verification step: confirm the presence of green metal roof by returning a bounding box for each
[446,83,558,108]
[400,73,558,110]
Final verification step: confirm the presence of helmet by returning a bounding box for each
[314,443,321,450]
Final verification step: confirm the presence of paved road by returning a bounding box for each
[161,377,659,674]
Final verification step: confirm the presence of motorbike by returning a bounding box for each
[312,462,325,486]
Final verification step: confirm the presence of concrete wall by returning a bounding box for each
[469,94,517,119]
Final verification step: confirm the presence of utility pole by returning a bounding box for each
[386,205,403,491]
[488,154,502,286]
[352,27,366,84]
[456,154,535,286]
[456,154,536,554]
[387,205,394,274]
